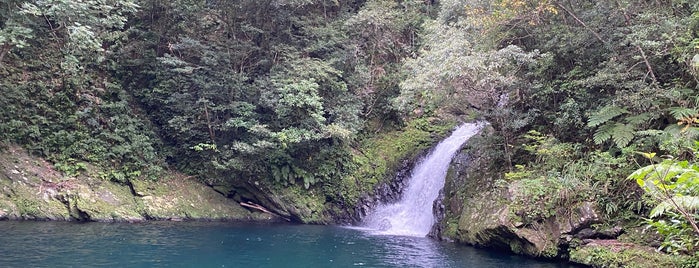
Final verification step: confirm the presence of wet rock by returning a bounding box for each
[558,201,600,235]
[452,188,603,257]
[323,155,419,225]
[598,226,623,239]
[437,128,605,258]
[575,228,597,239]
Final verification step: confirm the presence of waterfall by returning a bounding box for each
[362,122,484,237]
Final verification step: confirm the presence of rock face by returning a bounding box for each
[0,146,277,222]
[345,159,415,224]
[435,128,602,258]
[207,154,419,225]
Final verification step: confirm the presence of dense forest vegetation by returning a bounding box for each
[2,0,699,260]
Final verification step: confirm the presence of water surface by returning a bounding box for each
[0,221,577,267]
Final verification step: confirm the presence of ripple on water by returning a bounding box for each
[0,221,579,268]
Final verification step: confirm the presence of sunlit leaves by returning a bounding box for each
[630,156,699,253]
[0,21,33,50]
[397,23,545,113]
[271,79,325,122]
[631,158,699,217]
[650,196,699,219]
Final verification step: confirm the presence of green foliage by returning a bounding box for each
[17,0,138,73]
[0,1,164,182]
[3,0,698,238]
[649,216,699,254]
[505,131,642,222]
[0,0,442,222]
[587,106,629,128]
[344,0,429,123]
[509,176,576,222]
[631,152,699,254]
[587,105,655,148]
[570,245,693,268]
[98,167,143,184]
[670,107,699,122]
[521,130,579,166]
[54,159,87,177]
[593,123,635,148]
[397,35,545,116]
[631,159,699,217]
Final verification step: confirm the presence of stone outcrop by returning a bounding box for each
[0,146,278,222]
[345,159,415,224]
[435,128,604,258]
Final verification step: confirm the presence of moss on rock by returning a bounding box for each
[569,241,696,268]
[0,145,271,222]
[439,128,603,258]
[137,176,255,221]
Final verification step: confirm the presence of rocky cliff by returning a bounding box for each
[434,127,599,257]
[433,128,694,267]
[0,145,278,222]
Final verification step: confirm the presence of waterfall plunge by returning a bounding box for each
[362,123,484,237]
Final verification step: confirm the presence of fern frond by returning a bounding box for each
[664,124,685,135]
[664,124,699,139]
[650,195,699,218]
[612,123,634,148]
[593,123,614,144]
[587,105,628,128]
[625,113,652,126]
[685,127,699,138]
[669,107,699,120]
[592,122,634,147]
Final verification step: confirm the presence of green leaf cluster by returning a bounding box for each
[630,155,699,254]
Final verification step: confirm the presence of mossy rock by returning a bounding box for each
[569,241,696,268]
[440,127,608,259]
[264,184,328,223]
[61,180,145,222]
[6,182,71,220]
[0,145,264,222]
[137,176,253,221]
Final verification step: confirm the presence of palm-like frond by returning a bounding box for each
[593,122,634,147]
[669,107,699,120]
[650,195,699,218]
[587,105,628,128]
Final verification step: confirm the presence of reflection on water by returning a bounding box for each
[376,235,446,267]
[0,221,578,268]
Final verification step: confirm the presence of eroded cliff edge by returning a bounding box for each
[0,145,275,222]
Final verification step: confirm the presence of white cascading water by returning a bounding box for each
[362,122,484,237]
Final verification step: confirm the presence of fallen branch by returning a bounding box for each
[240,201,290,221]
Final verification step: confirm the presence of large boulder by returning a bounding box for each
[436,129,602,258]
[455,190,600,257]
